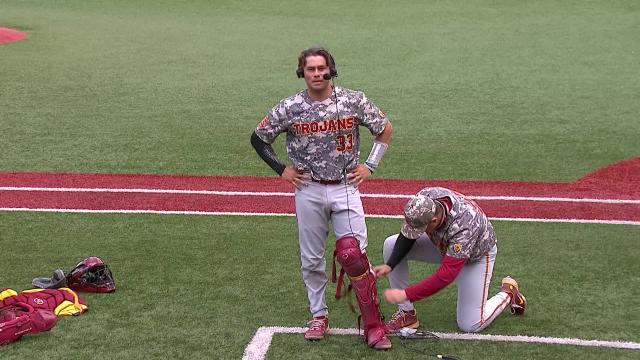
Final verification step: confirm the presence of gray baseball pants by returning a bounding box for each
[295,181,368,317]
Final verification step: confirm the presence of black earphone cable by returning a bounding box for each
[329,76,356,239]
[396,330,460,360]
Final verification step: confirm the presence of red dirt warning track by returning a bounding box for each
[0,157,638,224]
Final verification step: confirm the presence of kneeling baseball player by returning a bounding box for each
[374,187,527,333]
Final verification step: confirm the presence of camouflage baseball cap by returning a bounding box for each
[400,194,437,239]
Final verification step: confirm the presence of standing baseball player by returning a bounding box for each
[373,187,527,333]
[250,46,393,349]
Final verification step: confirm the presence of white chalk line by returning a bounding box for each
[1,186,639,204]
[1,208,639,226]
[242,326,640,360]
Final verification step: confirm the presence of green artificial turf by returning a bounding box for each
[0,213,638,359]
[1,0,638,181]
[1,1,638,359]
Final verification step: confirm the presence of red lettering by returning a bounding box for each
[336,133,354,152]
[294,118,356,136]
[258,116,269,129]
[345,117,354,129]
[345,133,353,151]
[336,134,345,151]
[328,119,337,132]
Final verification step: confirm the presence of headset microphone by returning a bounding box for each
[323,73,332,80]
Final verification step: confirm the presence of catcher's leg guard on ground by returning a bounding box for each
[334,235,391,350]
[0,302,57,346]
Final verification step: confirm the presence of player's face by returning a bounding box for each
[425,218,438,234]
[425,214,442,234]
[302,55,331,93]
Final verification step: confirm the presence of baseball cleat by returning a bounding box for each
[385,309,420,333]
[304,316,329,341]
[501,276,527,315]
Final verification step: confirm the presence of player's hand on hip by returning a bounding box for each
[347,164,371,186]
[281,166,309,190]
[383,289,409,304]
[373,264,392,278]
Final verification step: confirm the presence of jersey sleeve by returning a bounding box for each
[404,256,465,302]
[254,100,289,144]
[356,92,388,135]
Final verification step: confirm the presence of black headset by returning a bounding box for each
[296,47,338,79]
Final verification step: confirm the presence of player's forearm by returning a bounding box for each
[365,122,392,173]
[404,256,465,302]
[250,131,286,176]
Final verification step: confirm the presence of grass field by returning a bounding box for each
[1,0,639,359]
[2,0,638,180]
[1,213,638,359]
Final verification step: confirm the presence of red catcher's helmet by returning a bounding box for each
[66,257,116,293]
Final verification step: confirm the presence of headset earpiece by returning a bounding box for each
[327,53,338,78]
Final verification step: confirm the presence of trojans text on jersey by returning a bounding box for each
[293,117,355,136]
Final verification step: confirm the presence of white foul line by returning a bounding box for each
[1,186,639,204]
[1,208,639,226]
[0,208,298,217]
[242,326,640,360]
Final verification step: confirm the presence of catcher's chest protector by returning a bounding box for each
[0,288,88,316]
[0,302,57,346]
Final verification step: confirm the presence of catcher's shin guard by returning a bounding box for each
[333,235,389,349]
[0,303,57,346]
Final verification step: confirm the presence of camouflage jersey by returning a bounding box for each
[401,187,497,263]
[254,87,388,181]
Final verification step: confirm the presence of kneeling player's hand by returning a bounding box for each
[373,264,392,278]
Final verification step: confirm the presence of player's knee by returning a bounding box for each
[301,257,325,272]
[457,318,482,333]
[382,234,399,262]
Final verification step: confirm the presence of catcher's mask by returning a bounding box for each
[66,257,116,293]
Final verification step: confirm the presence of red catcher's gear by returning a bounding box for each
[66,256,116,293]
[0,288,88,316]
[0,302,57,346]
[333,235,391,350]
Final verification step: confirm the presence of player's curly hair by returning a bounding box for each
[296,46,337,78]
